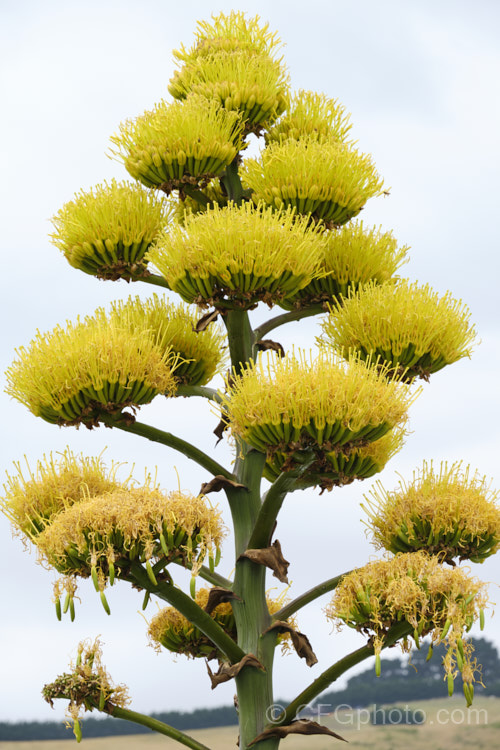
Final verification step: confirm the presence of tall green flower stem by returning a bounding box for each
[271,621,414,729]
[107,706,213,750]
[102,415,235,481]
[253,306,324,341]
[221,307,281,749]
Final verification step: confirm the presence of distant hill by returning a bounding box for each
[1,637,498,741]
[313,637,500,710]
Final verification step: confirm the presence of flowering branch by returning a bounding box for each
[129,562,245,664]
[101,415,235,480]
[272,572,352,620]
[253,306,324,341]
[109,706,213,750]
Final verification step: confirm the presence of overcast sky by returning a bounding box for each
[1,0,499,725]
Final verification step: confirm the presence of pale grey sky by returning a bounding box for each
[1,0,499,724]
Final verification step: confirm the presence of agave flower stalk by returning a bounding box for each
[2,10,497,750]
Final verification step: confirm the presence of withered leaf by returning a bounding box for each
[204,587,242,615]
[240,540,289,583]
[200,475,247,495]
[213,419,228,444]
[194,309,219,332]
[250,720,347,745]
[255,338,285,358]
[263,621,318,667]
[206,654,265,689]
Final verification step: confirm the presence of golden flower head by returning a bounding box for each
[242,136,385,226]
[147,202,326,310]
[265,90,353,145]
[50,180,171,280]
[110,95,244,190]
[106,295,227,386]
[327,551,489,692]
[363,461,500,563]
[43,638,130,732]
[222,350,418,462]
[36,487,225,583]
[280,221,409,310]
[169,12,289,133]
[1,448,132,540]
[263,428,405,491]
[5,311,179,427]
[148,587,293,659]
[321,279,477,381]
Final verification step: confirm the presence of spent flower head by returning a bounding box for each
[43,638,130,740]
[327,551,489,696]
[36,486,225,584]
[1,448,132,540]
[363,461,500,563]
[50,180,170,280]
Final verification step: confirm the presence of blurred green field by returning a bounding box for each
[1,697,499,750]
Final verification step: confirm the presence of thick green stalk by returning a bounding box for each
[182,185,211,207]
[271,621,414,728]
[129,562,244,664]
[102,415,234,480]
[224,308,255,376]
[247,453,316,550]
[222,305,279,749]
[273,572,352,620]
[221,159,245,204]
[109,706,213,750]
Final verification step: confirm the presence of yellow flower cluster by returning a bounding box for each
[148,587,292,659]
[147,202,326,309]
[110,95,243,190]
[168,12,289,132]
[322,279,477,381]
[265,90,352,145]
[327,551,488,700]
[280,221,409,309]
[107,295,227,386]
[36,486,225,583]
[43,638,130,734]
[148,587,236,658]
[50,180,170,280]
[264,429,405,490]
[1,449,131,540]
[223,351,418,458]
[363,461,500,563]
[243,137,385,226]
[5,311,179,427]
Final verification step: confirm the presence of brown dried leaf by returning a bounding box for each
[263,621,318,667]
[206,654,265,689]
[213,419,228,444]
[250,720,347,745]
[240,540,289,583]
[200,476,247,495]
[255,339,285,357]
[204,587,242,615]
[194,309,219,332]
